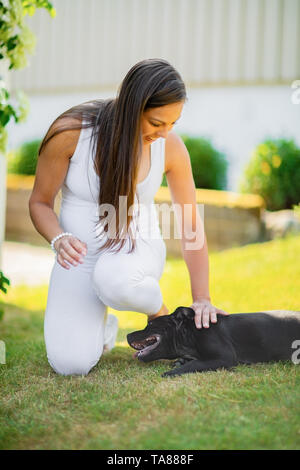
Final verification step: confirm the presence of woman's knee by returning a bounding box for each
[92,261,132,305]
[94,272,162,314]
[91,253,162,313]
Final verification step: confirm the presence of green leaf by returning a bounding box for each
[6,35,18,52]
[0,271,10,294]
[0,110,10,127]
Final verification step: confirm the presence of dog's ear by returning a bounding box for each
[173,306,195,321]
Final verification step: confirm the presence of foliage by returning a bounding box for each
[0,0,56,153]
[293,203,300,218]
[162,135,228,190]
[0,270,10,293]
[0,270,10,320]
[7,138,40,174]
[239,138,300,211]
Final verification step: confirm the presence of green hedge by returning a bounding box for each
[162,135,228,190]
[7,139,41,175]
[239,138,300,211]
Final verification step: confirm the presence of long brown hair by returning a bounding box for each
[38,58,187,253]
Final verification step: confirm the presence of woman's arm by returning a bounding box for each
[165,132,229,328]
[29,119,87,268]
[182,232,210,302]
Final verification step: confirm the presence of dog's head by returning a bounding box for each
[127,306,195,362]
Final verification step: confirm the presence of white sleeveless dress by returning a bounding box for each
[44,124,167,375]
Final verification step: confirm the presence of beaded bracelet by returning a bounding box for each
[50,232,73,254]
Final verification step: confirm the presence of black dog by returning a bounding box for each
[127,307,300,377]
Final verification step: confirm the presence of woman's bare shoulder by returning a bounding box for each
[44,116,83,157]
[164,131,187,174]
[29,116,84,207]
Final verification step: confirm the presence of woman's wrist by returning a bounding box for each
[50,232,73,254]
[192,295,211,303]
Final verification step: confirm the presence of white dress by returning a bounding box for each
[44,124,167,375]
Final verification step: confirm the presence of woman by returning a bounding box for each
[29,58,228,376]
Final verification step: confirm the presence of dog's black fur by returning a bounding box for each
[127,307,300,377]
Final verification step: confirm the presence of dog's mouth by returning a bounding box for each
[130,334,161,359]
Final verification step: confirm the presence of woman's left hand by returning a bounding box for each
[189,299,229,329]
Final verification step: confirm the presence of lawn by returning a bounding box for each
[0,234,300,450]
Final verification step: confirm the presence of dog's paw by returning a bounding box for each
[161,370,174,378]
[171,357,190,369]
[172,360,183,369]
[161,368,180,378]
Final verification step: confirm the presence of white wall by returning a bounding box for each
[10,0,300,94]
[5,0,300,192]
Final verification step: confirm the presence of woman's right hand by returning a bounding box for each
[54,235,88,269]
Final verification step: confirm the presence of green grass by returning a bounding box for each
[1,235,300,450]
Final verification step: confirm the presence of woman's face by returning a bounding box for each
[141,101,184,145]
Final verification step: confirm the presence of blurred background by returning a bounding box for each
[5,0,300,190]
[1,0,300,283]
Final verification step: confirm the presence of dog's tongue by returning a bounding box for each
[133,351,139,358]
